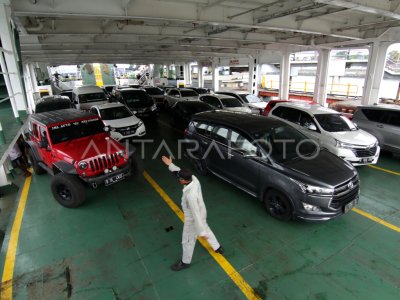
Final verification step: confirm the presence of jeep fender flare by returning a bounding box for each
[53,161,78,175]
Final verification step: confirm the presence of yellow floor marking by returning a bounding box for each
[1,175,32,300]
[143,171,261,300]
[352,207,400,233]
[367,165,400,176]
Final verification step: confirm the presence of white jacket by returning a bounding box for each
[168,163,208,236]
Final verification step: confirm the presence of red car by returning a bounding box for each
[26,109,141,208]
[262,99,318,116]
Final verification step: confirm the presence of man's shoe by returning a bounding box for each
[171,260,190,271]
[215,246,224,254]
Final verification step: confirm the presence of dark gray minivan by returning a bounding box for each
[184,111,359,221]
[352,105,400,154]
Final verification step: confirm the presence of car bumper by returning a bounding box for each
[80,162,131,188]
[110,124,146,141]
[335,146,380,166]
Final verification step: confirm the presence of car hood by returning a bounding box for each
[53,133,124,162]
[247,102,267,109]
[225,107,252,113]
[102,116,141,128]
[281,150,357,187]
[78,100,108,110]
[329,129,377,146]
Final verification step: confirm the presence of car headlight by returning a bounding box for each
[78,161,88,170]
[138,121,144,127]
[291,179,333,195]
[151,104,157,111]
[335,139,354,149]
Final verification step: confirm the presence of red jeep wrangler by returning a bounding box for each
[26,108,141,208]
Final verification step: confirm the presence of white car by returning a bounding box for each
[269,103,380,166]
[164,88,199,108]
[199,94,252,113]
[215,91,267,114]
[90,103,146,141]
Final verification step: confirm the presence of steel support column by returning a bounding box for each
[197,62,204,88]
[279,50,291,100]
[0,4,27,114]
[363,41,391,105]
[212,60,220,92]
[313,49,331,106]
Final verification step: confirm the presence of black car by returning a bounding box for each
[171,101,213,128]
[114,88,158,118]
[142,86,165,107]
[186,87,212,95]
[34,95,74,113]
[184,111,359,221]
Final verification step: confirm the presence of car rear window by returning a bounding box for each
[180,90,199,97]
[145,87,164,95]
[220,98,242,108]
[78,92,107,103]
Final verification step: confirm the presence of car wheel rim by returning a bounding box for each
[268,194,287,216]
[57,184,72,203]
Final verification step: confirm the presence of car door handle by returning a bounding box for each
[376,124,384,128]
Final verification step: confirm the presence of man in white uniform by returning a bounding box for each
[162,156,223,271]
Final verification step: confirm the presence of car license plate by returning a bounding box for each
[104,173,124,186]
[344,199,356,213]
[360,157,373,163]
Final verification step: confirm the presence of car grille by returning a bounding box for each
[116,124,140,136]
[88,153,120,172]
[351,145,377,158]
[330,175,359,209]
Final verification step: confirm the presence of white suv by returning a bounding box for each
[269,103,380,166]
[90,103,146,141]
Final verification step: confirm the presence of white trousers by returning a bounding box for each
[181,220,220,264]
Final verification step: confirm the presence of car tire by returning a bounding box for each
[264,189,293,221]
[130,152,144,178]
[28,149,46,175]
[51,174,86,208]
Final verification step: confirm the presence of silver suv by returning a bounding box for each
[352,105,400,154]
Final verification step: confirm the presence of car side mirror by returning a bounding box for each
[38,140,49,149]
[307,123,317,131]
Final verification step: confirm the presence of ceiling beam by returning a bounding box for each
[296,7,348,21]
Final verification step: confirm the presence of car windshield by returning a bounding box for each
[253,125,317,163]
[178,103,212,114]
[49,119,104,144]
[220,97,242,108]
[194,88,208,94]
[100,106,132,120]
[180,90,198,97]
[145,87,163,95]
[78,92,107,103]
[240,94,262,103]
[123,91,152,108]
[315,114,357,132]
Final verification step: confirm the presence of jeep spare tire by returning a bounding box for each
[51,174,86,208]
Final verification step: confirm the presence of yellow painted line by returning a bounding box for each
[352,207,400,233]
[143,171,261,300]
[367,165,400,176]
[1,175,32,299]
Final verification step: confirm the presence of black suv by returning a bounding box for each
[184,111,359,221]
[113,88,158,119]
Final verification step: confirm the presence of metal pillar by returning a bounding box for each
[248,57,260,95]
[0,4,27,113]
[362,41,391,105]
[198,62,204,88]
[313,49,331,106]
[0,50,20,122]
[279,50,291,100]
[23,63,34,114]
[212,61,220,92]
